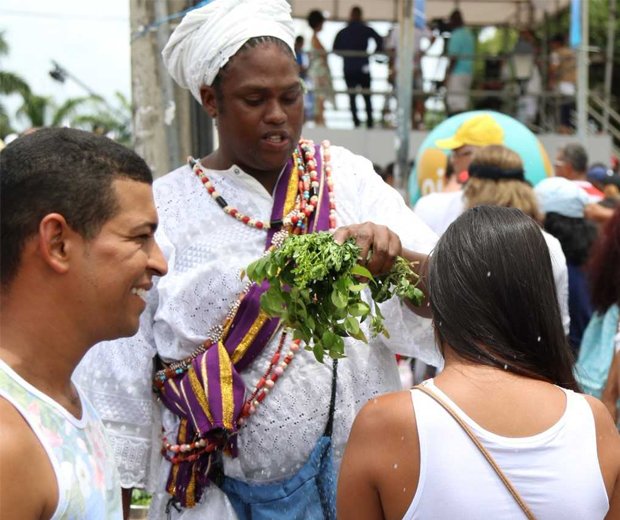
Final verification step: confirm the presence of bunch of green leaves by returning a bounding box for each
[130,489,152,506]
[245,232,424,362]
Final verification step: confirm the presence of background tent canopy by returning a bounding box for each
[289,0,571,26]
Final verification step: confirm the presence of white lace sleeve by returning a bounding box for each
[74,303,159,489]
[73,228,173,489]
[378,297,443,367]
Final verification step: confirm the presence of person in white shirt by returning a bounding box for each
[554,142,604,203]
[74,1,439,518]
[338,205,620,520]
[459,144,571,335]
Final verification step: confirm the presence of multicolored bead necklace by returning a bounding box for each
[161,434,214,465]
[160,330,300,463]
[190,139,334,232]
[152,284,249,391]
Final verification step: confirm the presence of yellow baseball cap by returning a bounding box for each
[435,114,505,150]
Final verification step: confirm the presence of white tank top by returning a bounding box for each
[0,359,122,519]
[403,380,609,519]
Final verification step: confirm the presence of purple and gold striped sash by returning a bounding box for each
[157,142,331,508]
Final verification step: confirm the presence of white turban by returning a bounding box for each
[162,0,296,103]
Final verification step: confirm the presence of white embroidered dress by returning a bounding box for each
[74,145,439,519]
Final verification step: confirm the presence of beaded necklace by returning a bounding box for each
[237,331,300,426]
[190,139,334,233]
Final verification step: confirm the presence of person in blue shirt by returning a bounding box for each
[444,9,475,116]
[333,6,383,128]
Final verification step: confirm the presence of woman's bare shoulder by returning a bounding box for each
[355,390,415,437]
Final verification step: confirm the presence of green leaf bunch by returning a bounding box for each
[246,232,424,362]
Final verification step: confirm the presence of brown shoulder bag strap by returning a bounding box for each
[414,384,536,520]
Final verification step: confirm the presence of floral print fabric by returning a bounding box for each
[0,360,122,519]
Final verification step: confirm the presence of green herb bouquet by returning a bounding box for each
[245,231,424,362]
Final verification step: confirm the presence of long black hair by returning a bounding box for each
[429,206,579,390]
[587,206,620,313]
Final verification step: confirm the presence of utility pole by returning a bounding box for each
[130,0,169,177]
[129,0,195,177]
[395,0,414,202]
[603,0,616,133]
[576,0,589,142]
[154,0,182,172]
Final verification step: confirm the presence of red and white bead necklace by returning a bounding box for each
[237,331,300,426]
[189,139,334,232]
[161,330,300,462]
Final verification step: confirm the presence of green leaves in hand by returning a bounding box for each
[246,232,424,362]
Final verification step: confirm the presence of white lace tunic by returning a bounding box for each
[74,145,440,519]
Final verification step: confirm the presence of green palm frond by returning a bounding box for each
[0,108,14,138]
[16,93,52,128]
[0,31,9,56]
[0,71,31,97]
[114,91,132,111]
[51,95,102,126]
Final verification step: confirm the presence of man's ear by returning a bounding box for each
[37,213,79,274]
[200,85,218,118]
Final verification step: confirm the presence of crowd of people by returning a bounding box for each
[302,5,385,128]
[1,1,620,519]
[413,112,620,393]
[294,5,584,133]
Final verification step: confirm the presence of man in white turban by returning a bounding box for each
[76,0,439,518]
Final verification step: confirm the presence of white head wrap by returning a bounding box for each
[162,0,296,103]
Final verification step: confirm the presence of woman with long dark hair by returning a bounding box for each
[306,9,335,126]
[589,205,620,329]
[338,206,619,519]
